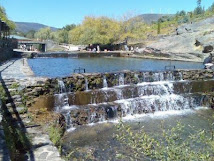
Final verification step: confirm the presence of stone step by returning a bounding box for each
[8,107,26,114]
[12,95,21,100]
[6,102,23,108]
[8,89,17,92]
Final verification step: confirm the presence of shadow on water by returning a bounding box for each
[0,59,35,161]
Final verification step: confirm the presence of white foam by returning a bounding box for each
[122,106,208,122]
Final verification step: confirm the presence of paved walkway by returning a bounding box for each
[26,126,64,161]
[0,59,29,79]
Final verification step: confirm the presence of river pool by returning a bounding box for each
[28,57,203,78]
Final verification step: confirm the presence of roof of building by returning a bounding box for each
[9,35,31,40]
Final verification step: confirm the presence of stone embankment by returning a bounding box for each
[5,70,213,110]
[31,69,214,94]
[20,69,214,127]
[0,59,64,161]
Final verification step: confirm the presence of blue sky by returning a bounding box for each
[0,0,213,28]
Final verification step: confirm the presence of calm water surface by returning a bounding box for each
[28,57,203,77]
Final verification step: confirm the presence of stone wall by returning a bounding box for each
[3,69,213,110]
[3,69,214,129]
[35,51,121,58]
[17,69,214,108]
[40,69,214,94]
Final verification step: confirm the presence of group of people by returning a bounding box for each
[19,44,37,51]
[86,44,140,53]
[124,45,139,52]
[87,44,100,52]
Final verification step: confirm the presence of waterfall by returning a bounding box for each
[166,72,174,81]
[55,93,70,112]
[142,73,146,82]
[179,72,183,80]
[159,72,164,81]
[64,111,73,130]
[55,80,69,112]
[103,75,108,88]
[116,94,196,117]
[53,74,211,128]
[153,73,160,81]
[85,77,89,91]
[119,73,125,86]
[58,80,66,93]
[134,73,140,83]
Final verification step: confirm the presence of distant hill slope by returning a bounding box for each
[15,22,58,33]
[143,16,214,62]
[137,14,173,24]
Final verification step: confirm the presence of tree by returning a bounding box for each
[208,2,214,12]
[35,27,52,40]
[62,24,76,31]
[194,0,203,15]
[119,15,147,44]
[56,29,69,43]
[0,6,16,30]
[157,19,161,34]
[25,30,36,39]
[69,16,121,45]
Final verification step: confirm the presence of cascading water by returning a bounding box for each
[55,80,73,129]
[53,71,211,128]
[119,73,125,86]
[134,73,140,83]
[85,77,89,91]
[56,80,69,110]
[58,80,66,93]
[179,72,183,80]
[103,75,108,88]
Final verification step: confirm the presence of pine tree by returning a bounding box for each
[157,20,161,34]
[194,0,203,15]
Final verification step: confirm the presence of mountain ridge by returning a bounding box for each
[137,14,173,24]
[15,14,172,33]
[15,22,59,33]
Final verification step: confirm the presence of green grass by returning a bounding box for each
[115,120,214,161]
[49,124,64,147]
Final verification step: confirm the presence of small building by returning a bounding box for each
[9,35,46,52]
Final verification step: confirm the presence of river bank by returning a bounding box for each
[17,50,206,63]
[122,53,204,63]
[0,58,64,161]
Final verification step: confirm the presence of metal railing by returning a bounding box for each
[165,65,176,71]
[73,67,86,74]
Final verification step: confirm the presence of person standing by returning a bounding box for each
[97,45,100,53]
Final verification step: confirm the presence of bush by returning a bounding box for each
[49,124,64,147]
[115,120,214,160]
[0,84,6,102]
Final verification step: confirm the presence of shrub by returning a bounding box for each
[49,124,64,147]
[115,120,214,160]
